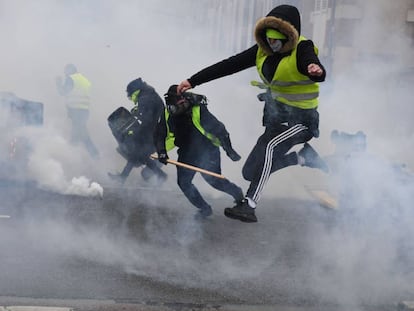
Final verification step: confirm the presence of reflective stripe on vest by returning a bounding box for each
[191,106,221,147]
[66,73,91,110]
[256,36,319,109]
[164,110,176,152]
[165,106,221,149]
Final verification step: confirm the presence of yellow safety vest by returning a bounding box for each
[256,36,319,109]
[66,73,91,110]
[164,109,176,151]
[164,106,220,151]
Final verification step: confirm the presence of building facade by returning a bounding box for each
[181,0,414,78]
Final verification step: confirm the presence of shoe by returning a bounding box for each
[194,206,213,220]
[141,167,167,186]
[224,199,257,223]
[141,166,154,181]
[107,172,126,184]
[155,171,168,185]
[298,143,329,173]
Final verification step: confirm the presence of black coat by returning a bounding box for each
[155,104,228,157]
[117,80,164,162]
[130,80,164,142]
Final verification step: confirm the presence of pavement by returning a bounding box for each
[0,299,403,311]
[1,181,413,311]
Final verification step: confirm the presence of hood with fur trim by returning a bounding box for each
[254,5,301,56]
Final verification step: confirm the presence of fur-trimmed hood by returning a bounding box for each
[254,5,301,56]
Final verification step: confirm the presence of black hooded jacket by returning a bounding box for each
[154,93,229,158]
[128,78,164,140]
[187,5,326,88]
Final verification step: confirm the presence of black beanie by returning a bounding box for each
[126,78,145,97]
[166,84,178,95]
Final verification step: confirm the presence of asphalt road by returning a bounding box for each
[0,181,413,311]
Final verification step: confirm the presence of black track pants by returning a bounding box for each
[243,124,313,203]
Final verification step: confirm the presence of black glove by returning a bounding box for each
[257,91,272,102]
[257,92,267,101]
[221,135,241,162]
[158,151,169,165]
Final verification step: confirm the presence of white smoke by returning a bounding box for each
[23,126,103,198]
[0,0,413,309]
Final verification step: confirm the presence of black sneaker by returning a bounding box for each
[298,143,329,173]
[224,199,257,223]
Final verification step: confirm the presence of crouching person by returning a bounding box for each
[108,78,167,185]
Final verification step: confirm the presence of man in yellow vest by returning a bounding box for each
[56,64,99,158]
[154,85,243,219]
[177,5,328,223]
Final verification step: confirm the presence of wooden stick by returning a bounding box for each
[150,154,226,179]
[305,186,338,209]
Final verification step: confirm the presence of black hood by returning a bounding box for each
[126,78,148,97]
[164,84,182,107]
[254,4,301,56]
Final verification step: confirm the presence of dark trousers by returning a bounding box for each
[177,147,243,211]
[243,124,313,203]
[67,108,99,158]
[117,140,165,180]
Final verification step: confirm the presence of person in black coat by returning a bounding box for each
[177,5,329,223]
[108,78,166,184]
[154,85,243,219]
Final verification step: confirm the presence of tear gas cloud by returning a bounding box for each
[0,0,413,307]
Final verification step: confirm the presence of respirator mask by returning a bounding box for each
[165,93,190,116]
[267,38,284,52]
[265,28,287,53]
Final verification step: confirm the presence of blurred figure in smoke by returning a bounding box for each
[177,5,328,223]
[56,63,99,158]
[309,130,367,210]
[324,130,413,222]
[325,130,367,174]
[107,78,167,184]
[155,85,243,219]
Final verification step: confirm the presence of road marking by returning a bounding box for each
[3,306,73,311]
[0,215,11,219]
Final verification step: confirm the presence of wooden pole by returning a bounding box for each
[150,154,226,179]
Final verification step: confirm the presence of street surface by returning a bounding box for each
[0,181,413,311]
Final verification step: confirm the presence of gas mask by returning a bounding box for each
[165,93,191,116]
